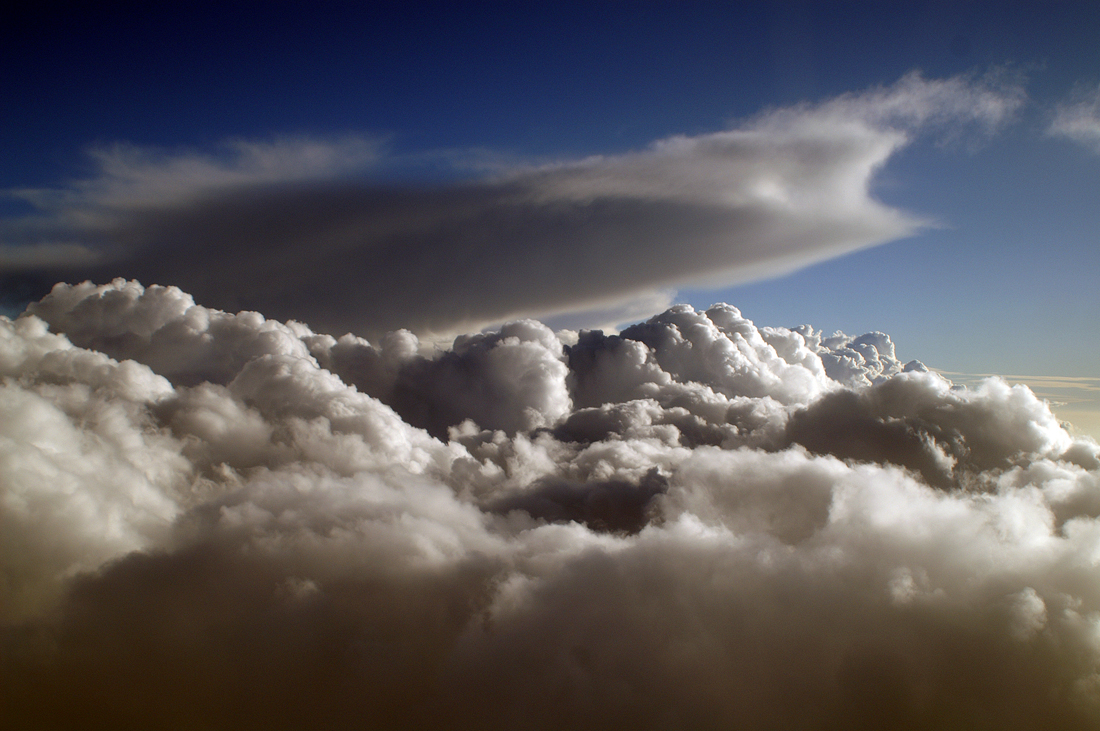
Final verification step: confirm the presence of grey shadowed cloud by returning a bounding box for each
[1,71,1023,338]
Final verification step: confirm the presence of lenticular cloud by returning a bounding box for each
[3,280,1100,730]
[1,71,1025,338]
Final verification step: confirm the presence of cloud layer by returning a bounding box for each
[4,279,1100,729]
[2,72,1023,337]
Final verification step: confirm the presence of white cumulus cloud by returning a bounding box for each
[3,279,1100,729]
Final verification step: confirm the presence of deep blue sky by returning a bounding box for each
[5,2,1097,172]
[2,2,1098,383]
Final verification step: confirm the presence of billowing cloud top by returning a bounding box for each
[4,279,1100,729]
[1,72,1023,337]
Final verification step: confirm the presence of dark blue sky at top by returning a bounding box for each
[5,2,1098,181]
[2,1,1099,377]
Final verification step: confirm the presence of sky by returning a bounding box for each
[2,1,1098,434]
[4,3,1100,727]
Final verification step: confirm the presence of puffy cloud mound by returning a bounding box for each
[4,279,1100,730]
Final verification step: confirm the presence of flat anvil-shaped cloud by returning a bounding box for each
[1,71,1023,337]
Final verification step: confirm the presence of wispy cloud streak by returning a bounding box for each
[1049,83,1100,154]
